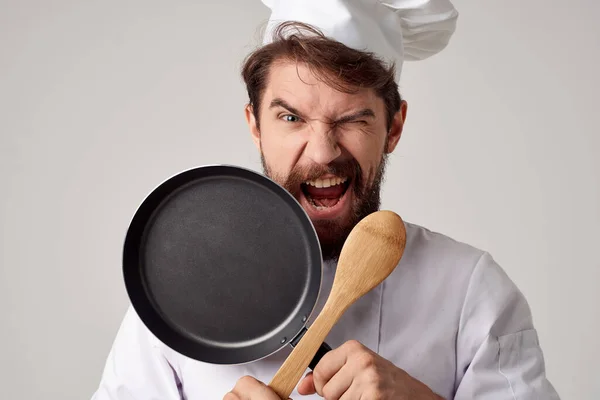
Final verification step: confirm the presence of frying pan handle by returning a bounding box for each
[308,342,332,370]
[289,327,332,370]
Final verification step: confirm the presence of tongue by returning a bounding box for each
[305,184,345,207]
[308,197,336,207]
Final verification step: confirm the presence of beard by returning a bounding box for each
[260,152,388,262]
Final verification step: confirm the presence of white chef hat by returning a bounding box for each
[260,0,459,83]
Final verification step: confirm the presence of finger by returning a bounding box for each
[232,376,281,400]
[319,363,354,400]
[223,392,241,400]
[297,372,316,395]
[312,343,353,394]
[338,379,362,400]
[232,375,258,395]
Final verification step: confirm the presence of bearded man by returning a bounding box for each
[92,1,560,399]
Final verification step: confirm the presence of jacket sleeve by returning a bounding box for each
[381,0,459,61]
[90,306,183,400]
[454,252,561,399]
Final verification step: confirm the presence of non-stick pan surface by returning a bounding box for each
[123,165,323,365]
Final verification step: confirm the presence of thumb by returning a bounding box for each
[297,372,316,395]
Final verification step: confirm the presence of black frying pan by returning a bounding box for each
[123,164,331,369]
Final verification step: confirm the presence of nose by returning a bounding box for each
[304,122,342,165]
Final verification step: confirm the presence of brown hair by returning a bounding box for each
[241,21,401,131]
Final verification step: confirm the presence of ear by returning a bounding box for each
[245,104,261,151]
[385,100,408,154]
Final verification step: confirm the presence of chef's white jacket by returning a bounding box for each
[91,222,561,399]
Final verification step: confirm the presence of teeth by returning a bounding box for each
[305,176,347,188]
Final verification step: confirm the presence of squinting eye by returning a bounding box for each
[282,114,300,123]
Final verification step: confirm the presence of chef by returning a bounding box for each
[92,1,561,399]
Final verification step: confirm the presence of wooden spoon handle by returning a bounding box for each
[268,305,342,399]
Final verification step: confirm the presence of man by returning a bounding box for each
[92,1,561,399]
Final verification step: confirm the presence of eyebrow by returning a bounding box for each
[269,97,375,123]
[269,98,305,118]
[334,108,376,124]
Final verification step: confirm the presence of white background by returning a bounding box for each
[1,1,598,399]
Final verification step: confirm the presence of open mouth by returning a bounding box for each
[300,176,351,210]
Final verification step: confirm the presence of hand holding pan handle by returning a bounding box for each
[268,210,407,399]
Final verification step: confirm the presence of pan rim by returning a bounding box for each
[122,164,324,365]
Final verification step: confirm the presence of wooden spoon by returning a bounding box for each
[268,210,407,399]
